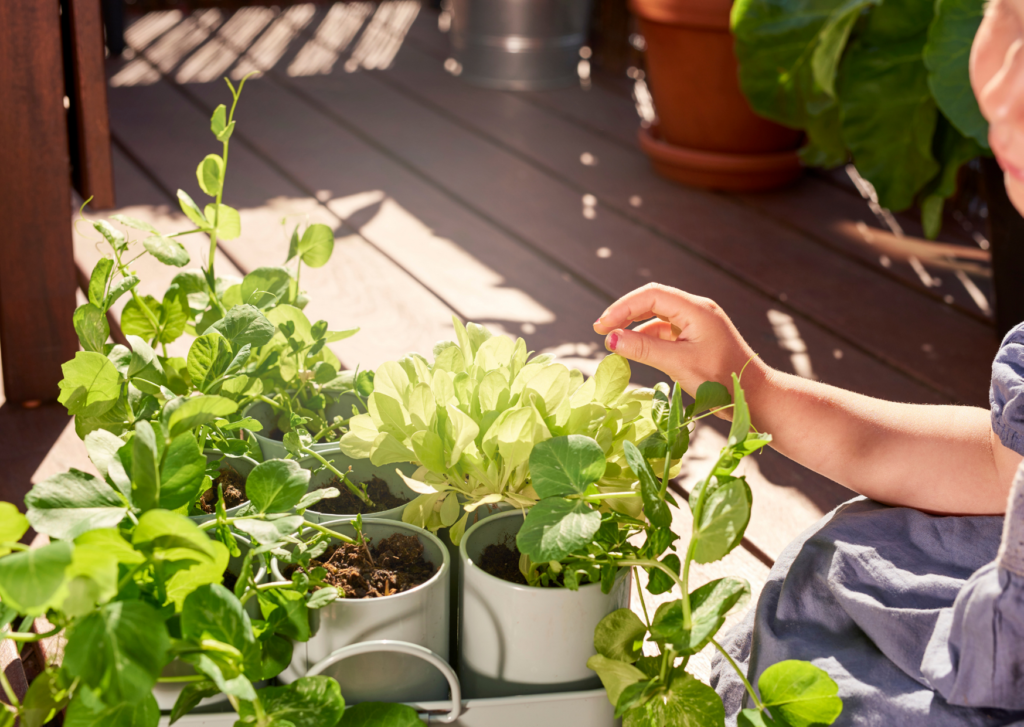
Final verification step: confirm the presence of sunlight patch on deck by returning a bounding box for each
[232,5,316,79]
[344,1,420,72]
[175,7,274,84]
[287,2,374,77]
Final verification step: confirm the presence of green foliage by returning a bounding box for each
[732,0,989,236]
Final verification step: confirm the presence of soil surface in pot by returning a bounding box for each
[289,534,435,598]
[222,569,239,592]
[199,467,247,514]
[479,541,527,585]
[313,475,409,515]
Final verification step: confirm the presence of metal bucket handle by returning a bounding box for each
[305,640,464,724]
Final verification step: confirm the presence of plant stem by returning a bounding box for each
[157,675,208,684]
[618,559,686,595]
[582,491,640,502]
[1,627,60,642]
[711,638,764,711]
[0,665,20,708]
[659,647,675,683]
[0,542,29,552]
[679,449,729,630]
[633,568,651,628]
[301,520,356,545]
[301,449,373,506]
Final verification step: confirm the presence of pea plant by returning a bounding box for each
[338,317,656,543]
[61,75,363,457]
[516,376,844,727]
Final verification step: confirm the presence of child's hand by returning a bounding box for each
[593,283,766,398]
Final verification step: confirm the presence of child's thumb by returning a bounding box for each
[605,328,679,377]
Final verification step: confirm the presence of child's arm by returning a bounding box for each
[595,284,1022,515]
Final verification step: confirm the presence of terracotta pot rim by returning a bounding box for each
[629,0,731,31]
[638,125,802,173]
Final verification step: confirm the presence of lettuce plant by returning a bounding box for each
[731,0,988,237]
[515,377,843,726]
[338,317,657,542]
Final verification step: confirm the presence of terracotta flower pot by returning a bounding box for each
[630,0,803,191]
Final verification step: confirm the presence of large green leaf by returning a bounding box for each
[838,33,939,211]
[594,608,647,662]
[811,0,875,97]
[297,224,335,268]
[622,673,725,727]
[649,578,751,655]
[693,477,752,564]
[587,654,647,707]
[692,381,731,417]
[758,660,843,727]
[181,584,259,666]
[143,233,190,267]
[73,303,110,353]
[64,601,170,701]
[188,332,234,392]
[516,498,602,562]
[924,0,987,148]
[235,676,345,727]
[160,433,208,510]
[920,117,987,238]
[205,203,241,240]
[58,351,121,417]
[0,502,29,553]
[24,469,128,539]
[592,354,630,405]
[132,509,217,561]
[529,435,607,497]
[167,395,238,438]
[64,688,159,727]
[0,541,72,614]
[247,459,309,514]
[88,258,114,309]
[242,267,292,308]
[209,304,276,348]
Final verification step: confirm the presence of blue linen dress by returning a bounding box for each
[709,325,1024,726]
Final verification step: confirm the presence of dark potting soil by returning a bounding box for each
[290,534,435,598]
[266,428,284,442]
[199,467,247,514]
[480,541,527,585]
[222,569,238,592]
[313,475,409,515]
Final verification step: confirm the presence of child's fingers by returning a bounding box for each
[604,326,687,379]
[594,284,709,335]
[632,319,680,341]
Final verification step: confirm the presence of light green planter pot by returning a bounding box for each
[458,510,631,699]
[243,392,363,460]
[299,451,418,523]
[189,452,259,525]
[271,520,451,703]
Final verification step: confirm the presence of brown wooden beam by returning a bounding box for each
[0,0,81,403]
[62,0,115,209]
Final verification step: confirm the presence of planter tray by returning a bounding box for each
[157,688,616,726]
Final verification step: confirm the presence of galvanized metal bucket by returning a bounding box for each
[450,0,593,90]
[458,510,631,698]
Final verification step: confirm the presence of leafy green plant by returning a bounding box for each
[514,376,842,726]
[62,75,361,462]
[731,0,987,237]
[337,318,657,543]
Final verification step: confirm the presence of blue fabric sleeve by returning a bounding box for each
[921,464,1024,709]
[991,322,1024,456]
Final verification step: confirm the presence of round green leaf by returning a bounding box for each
[205,203,241,240]
[924,0,988,148]
[298,224,335,268]
[516,497,602,563]
[595,608,647,662]
[623,672,725,727]
[235,676,345,727]
[143,233,190,267]
[758,660,843,727]
[587,654,647,707]
[247,458,310,514]
[181,584,258,664]
[197,153,224,197]
[0,541,72,615]
[209,304,276,348]
[693,478,752,564]
[58,351,121,418]
[24,469,128,540]
[187,333,234,393]
[160,432,208,510]
[241,267,292,309]
[0,502,29,551]
[649,578,751,656]
[529,434,607,497]
[64,687,159,727]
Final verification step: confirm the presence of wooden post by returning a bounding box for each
[983,156,1024,337]
[62,0,116,209]
[0,0,81,403]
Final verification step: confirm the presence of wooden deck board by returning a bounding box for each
[353,40,995,405]
[105,77,459,368]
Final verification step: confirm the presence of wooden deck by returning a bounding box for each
[0,0,1002,677]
